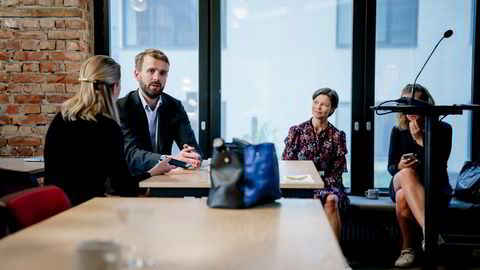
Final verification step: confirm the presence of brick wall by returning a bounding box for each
[0,0,93,156]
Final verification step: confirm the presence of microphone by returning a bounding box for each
[396,30,453,106]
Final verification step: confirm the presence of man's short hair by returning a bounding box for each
[135,49,170,71]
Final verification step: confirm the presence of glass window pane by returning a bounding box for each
[222,0,353,187]
[109,0,200,154]
[374,0,474,188]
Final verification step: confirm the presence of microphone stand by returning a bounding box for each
[372,30,480,269]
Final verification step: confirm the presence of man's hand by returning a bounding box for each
[174,144,201,168]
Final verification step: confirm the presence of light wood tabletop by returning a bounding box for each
[140,160,323,198]
[0,197,345,270]
[0,157,44,175]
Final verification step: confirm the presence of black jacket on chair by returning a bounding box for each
[116,90,202,175]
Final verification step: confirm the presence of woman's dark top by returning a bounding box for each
[44,112,150,206]
[282,119,349,212]
[387,120,453,205]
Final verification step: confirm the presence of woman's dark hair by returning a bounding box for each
[312,87,339,117]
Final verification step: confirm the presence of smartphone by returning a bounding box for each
[160,155,192,169]
[401,153,416,161]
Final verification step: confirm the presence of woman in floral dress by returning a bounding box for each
[282,88,349,240]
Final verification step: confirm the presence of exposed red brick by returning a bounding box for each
[6,104,18,114]
[2,125,18,135]
[41,83,64,93]
[5,40,20,50]
[0,73,11,82]
[49,51,82,61]
[0,115,12,124]
[6,85,22,93]
[34,125,49,136]
[0,137,7,147]
[14,51,48,61]
[0,95,10,103]
[55,20,65,29]
[18,126,34,135]
[9,137,42,146]
[65,41,79,51]
[41,104,58,113]
[14,32,47,40]
[6,63,21,72]
[21,40,39,50]
[23,19,40,29]
[56,61,65,72]
[4,19,19,29]
[47,31,79,40]
[64,18,85,29]
[4,0,21,6]
[65,62,81,72]
[12,73,45,83]
[64,0,81,7]
[23,62,39,72]
[39,40,56,50]
[65,83,79,93]
[11,146,34,157]
[19,114,48,125]
[0,31,15,39]
[0,52,9,60]
[24,104,41,114]
[47,94,71,103]
[23,83,41,93]
[38,0,55,6]
[40,61,56,73]
[56,40,65,50]
[14,95,44,104]
[33,146,44,157]
[40,19,56,29]
[46,73,78,83]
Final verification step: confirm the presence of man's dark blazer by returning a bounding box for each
[117,90,202,175]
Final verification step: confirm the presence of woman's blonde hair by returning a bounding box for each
[395,83,435,130]
[62,55,121,123]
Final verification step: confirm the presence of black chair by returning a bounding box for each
[0,169,39,198]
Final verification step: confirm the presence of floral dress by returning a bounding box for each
[282,119,350,212]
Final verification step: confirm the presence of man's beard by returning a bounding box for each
[140,80,164,100]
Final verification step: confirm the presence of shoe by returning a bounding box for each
[394,248,416,267]
[422,234,445,251]
[343,256,352,270]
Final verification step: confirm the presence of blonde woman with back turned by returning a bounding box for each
[44,55,175,206]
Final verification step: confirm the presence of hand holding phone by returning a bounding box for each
[160,155,192,169]
[402,153,417,161]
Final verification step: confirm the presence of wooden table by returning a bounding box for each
[140,160,324,198]
[0,197,345,270]
[0,158,44,175]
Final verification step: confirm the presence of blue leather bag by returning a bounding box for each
[208,138,282,208]
[243,143,282,207]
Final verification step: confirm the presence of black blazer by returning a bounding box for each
[117,90,202,175]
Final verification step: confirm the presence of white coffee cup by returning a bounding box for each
[365,188,379,199]
[74,240,122,270]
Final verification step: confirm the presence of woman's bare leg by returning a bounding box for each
[393,168,425,230]
[395,189,415,249]
[324,194,341,240]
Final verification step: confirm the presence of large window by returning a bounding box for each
[110,0,200,153]
[123,0,197,48]
[104,0,477,193]
[221,0,352,187]
[337,0,418,48]
[374,0,475,188]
